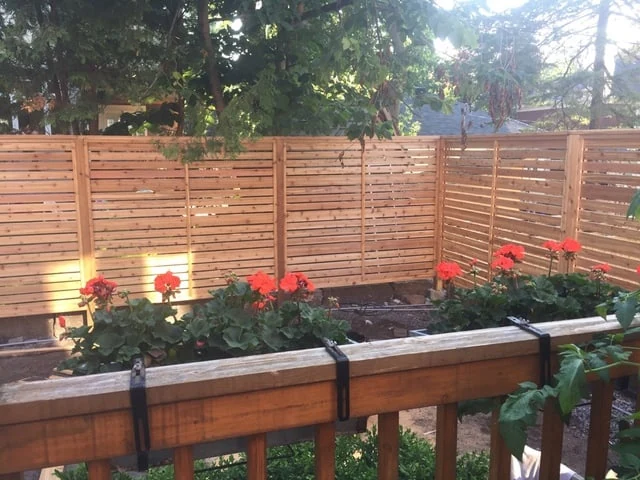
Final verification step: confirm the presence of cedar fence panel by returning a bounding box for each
[0,138,83,317]
[579,132,640,290]
[3,131,640,320]
[0,136,438,319]
[441,130,640,287]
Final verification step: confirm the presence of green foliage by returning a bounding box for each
[54,428,490,480]
[499,302,640,473]
[433,272,622,333]
[179,279,348,360]
[58,273,348,374]
[58,292,182,375]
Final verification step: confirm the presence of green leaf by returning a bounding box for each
[615,295,638,329]
[499,383,555,461]
[95,331,124,356]
[555,354,588,415]
[627,189,640,220]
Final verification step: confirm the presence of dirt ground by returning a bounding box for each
[2,280,635,477]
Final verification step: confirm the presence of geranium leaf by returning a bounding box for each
[95,331,124,356]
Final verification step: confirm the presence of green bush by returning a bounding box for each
[55,429,490,480]
[432,272,623,333]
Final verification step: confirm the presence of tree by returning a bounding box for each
[0,0,470,147]
[519,0,640,129]
[437,5,543,133]
[0,0,168,134]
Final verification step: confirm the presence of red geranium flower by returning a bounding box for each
[280,272,300,293]
[491,255,515,272]
[591,263,611,273]
[436,261,463,281]
[542,240,562,252]
[154,271,181,294]
[280,272,315,294]
[247,271,277,296]
[561,238,582,254]
[58,316,66,329]
[494,244,525,262]
[469,258,478,266]
[79,275,117,306]
[637,265,640,274]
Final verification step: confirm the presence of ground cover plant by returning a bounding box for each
[55,428,490,480]
[57,271,348,375]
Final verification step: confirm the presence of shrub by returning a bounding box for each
[54,428,490,480]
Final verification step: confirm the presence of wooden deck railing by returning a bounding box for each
[1,315,639,480]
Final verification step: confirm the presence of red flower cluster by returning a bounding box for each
[79,275,117,306]
[58,315,67,329]
[494,244,525,262]
[637,265,640,274]
[561,238,582,255]
[247,271,277,295]
[154,271,181,295]
[280,272,315,294]
[436,261,463,281]
[542,240,562,253]
[491,255,515,272]
[591,263,611,274]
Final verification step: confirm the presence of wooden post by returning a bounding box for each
[72,137,95,322]
[274,138,287,283]
[489,401,511,480]
[433,138,446,285]
[184,164,194,299]
[87,460,110,480]
[585,381,614,480]
[559,134,584,274]
[435,403,458,480]
[314,422,336,480]
[360,143,366,282]
[539,400,564,480]
[487,140,499,276]
[377,412,399,480]
[247,433,267,480]
[174,445,194,480]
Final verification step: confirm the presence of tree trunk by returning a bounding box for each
[589,0,610,129]
[196,0,226,114]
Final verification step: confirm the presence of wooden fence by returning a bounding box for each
[1,315,638,480]
[0,136,438,318]
[3,130,640,319]
[440,130,640,289]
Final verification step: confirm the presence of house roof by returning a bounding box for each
[414,102,531,135]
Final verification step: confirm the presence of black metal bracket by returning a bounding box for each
[130,356,151,471]
[507,316,552,387]
[322,338,350,421]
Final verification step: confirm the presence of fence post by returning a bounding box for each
[360,142,367,283]
[585,381,614,480]
[274,138,287,282]
[433,138,446,287]
[486,140,500,276]
[560,134,584,273]
[489,400,511,480]
[72,137,95,319]
[435,402,458,480]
